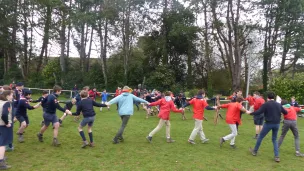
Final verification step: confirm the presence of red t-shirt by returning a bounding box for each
[245,96,255,106]
[149,98,182,120]
[188,98,208,120]
[220,102,243,125]
[284,106,300,120]
[254,97,265,111]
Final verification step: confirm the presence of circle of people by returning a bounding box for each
[0,83,302,169]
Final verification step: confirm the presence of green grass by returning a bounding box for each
[6,95,304,171]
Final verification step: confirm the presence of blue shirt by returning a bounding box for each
[101,92,110,102]
[73,98,107,117]
[45,94,65,114]
[16,98,34,117]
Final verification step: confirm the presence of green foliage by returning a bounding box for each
[270,73,304,103]
[27,72,44,88]
[3,64,23,84]
[42,59,61,87]
[146,65,175,91]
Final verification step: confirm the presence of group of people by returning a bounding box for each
[0,84,303,170]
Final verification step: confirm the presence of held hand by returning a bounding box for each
[6,123,11,128]
[105,102,109,106]
[246,110,251,114]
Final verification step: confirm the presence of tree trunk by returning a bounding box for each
[37,4,52,72]
[59,7,67,73]
[67,0,72,58]
[22,0,29,79]
[97,19,108,88]
[86,27,94,72]
[162,0,168,65]
[8,0,19,71]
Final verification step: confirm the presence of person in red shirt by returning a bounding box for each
[253,91,265,139]
[88,88,101,101]
[114,87,121,110]
[146,91,184,143]
[278,100,304,157]
[183,90,215,144]
[218,97,248,149]
[245,93,255,112]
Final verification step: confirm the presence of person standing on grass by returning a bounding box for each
[15,90,40,143]
[100,89,111,111]
[68,90,107,148]
[58,98,77,126]
[278,100,304,157]
[245,93,255,112]
[218,97,249,149]
[37,85,72,146]
[252,92,265,139]
[183,90,215,144]
[248,91,288,163]
[88,87,101,101]
[146,91,184,143]
[0,90,14,170]
[290,96,299,107]
[74,86,90,122]
[106,86,149,144]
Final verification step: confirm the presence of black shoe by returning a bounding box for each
[146,136,152,143]
[249,147,257,156]
[37,133,43,142]
[118,136,124,142]
[59,119,63,125]
[230,145,237,149]
[112,138,119,144]
[220,137,225,147]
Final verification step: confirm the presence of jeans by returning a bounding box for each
[254,123,280,157]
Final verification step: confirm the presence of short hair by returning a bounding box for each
[42,90,48,95]
[80,90,88,98]
[2,85,11,90]
[281,99,288,105]
[236,97,243,103]
[165,91,172,96]
[83,86,90,91]
[197,89,205,96]
[53,85,62,93]
[267,91,275,99]
[0,90,13,101]
[24,89,32,96]
[253,91,260,96]
[71,98,77,103]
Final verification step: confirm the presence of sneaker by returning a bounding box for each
[146,136,152,143]
[249,147,257,156]
[81,141,89,148]
[230,145,237,149]
[202,139,209,144]
[89,142,95,147]
[274,157,280,162]
[112,138,119,144]
[166,138,175,143]
[18,134,24,143]
[220,137,225,147]
[0,160,11,170]
[5,146,14,152]
[52,138,61,147]
[100,107,103,112]
[59,119,63,125]
[37,133,43,142]
[118,136,124,142]
[188,139,196,144]
[295,152,304,157]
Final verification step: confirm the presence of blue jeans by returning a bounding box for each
[254,123,280,157]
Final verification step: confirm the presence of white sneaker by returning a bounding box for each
[100,107,103,112]
[202,139,209,143]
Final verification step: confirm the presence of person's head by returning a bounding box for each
[267,91,275,100]
[0,90,13,102]
[83,86,90,91]
[253,91,260,98]
[93,87,96,91]
[281,99,288,105]
[42,90,48,97]
[16,82,24,90]
[103,89,106,93]
[80,90,88,98]
[197,89,206,97]
[291,96,296,102]
[165,91,172,97]
[236,96,243,103]
[122,86,131,93]
[53,85,62,95]
[23,89,32,99]
[71,98,77,104]
[236,89,242,96]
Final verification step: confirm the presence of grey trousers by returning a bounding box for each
[278,120,300,152]
[115,115,130,138]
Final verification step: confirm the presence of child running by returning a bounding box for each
[31,90,49,126]
[100,89,111,111]
[37,85,72,146]
[278,100,304,157]
[15,90,41,143]
[183,90,215,144]
[218,97,248,149]
[146,91,184,143]
[68,90,107,148]
[58,98,77,125]
[106,86,149,144]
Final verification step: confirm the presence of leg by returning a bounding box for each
[223,124,238,145]
[115,115,130,140]
[148,119,165,137]
[278,121,290,148]
[60,113,67,121]
[189,119,201,141]
[289,121,300,152]
[271,124,280,157]
[53,122,60,138]
[165,120,175,143]
[254,123,272,153]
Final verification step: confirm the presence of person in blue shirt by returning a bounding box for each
[100,89,111,111]
[15,90,40,143]
[36,85,72,146]
[290,96,299,107]
[106,86,150,144]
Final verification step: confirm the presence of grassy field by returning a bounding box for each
[5,95,304,171]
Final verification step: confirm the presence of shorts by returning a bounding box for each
[0,126,11,146]
[80,116,95,127]
[16,115,29,125]
[43,113,59,127]
[254,116,264,125]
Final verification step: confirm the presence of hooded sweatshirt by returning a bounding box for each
[108,92,148,116]
[149,96,183,120]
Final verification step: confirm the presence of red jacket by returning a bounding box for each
[284,106,300,120]
[88,90,101,101]
[115,89,121,97]
[188,98,208,120]
[254,97,265,111]
[245,96,255,106]
[220,102,243,125]
[149,98,182,120]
